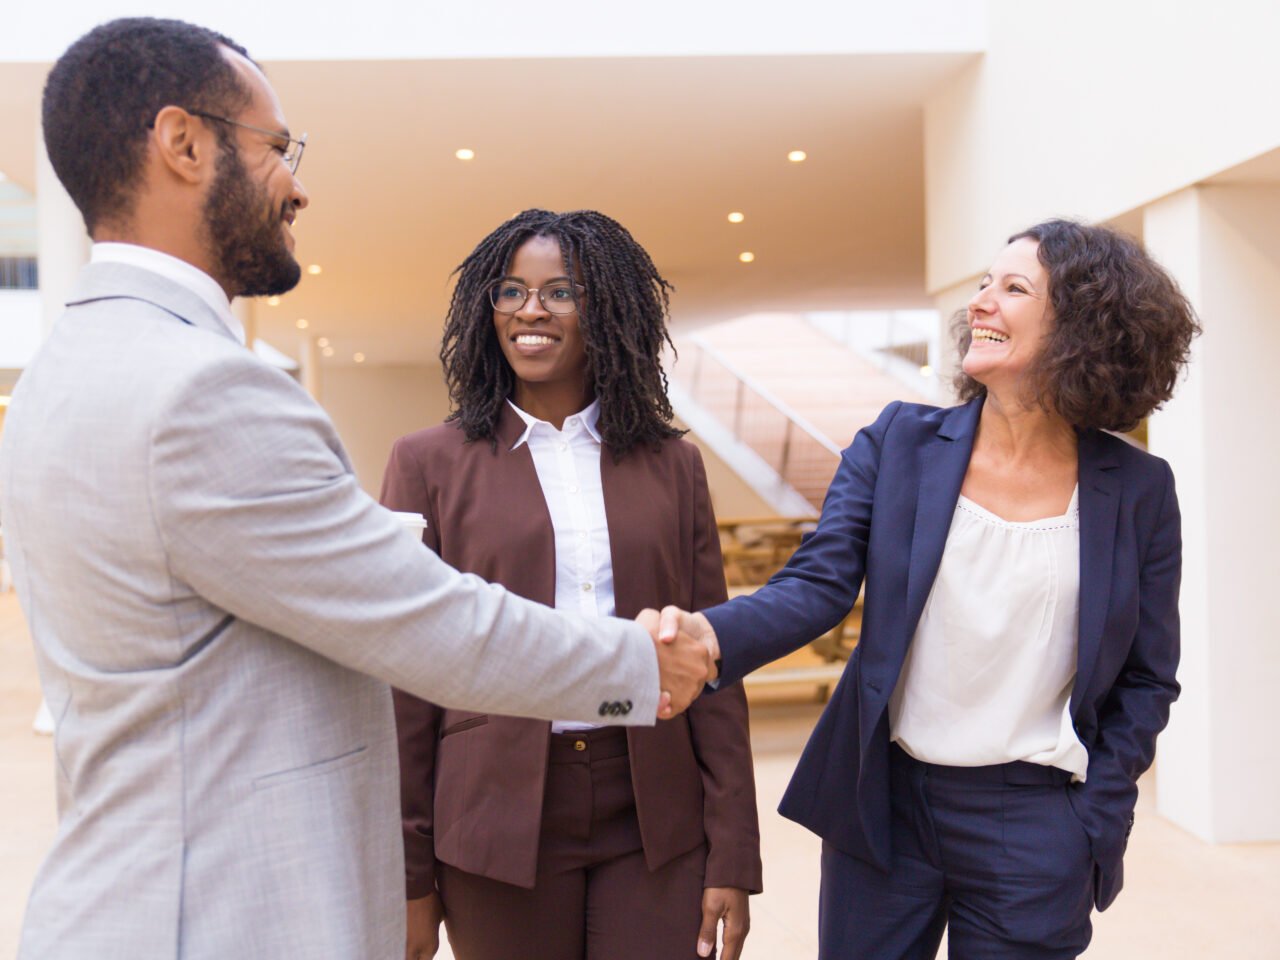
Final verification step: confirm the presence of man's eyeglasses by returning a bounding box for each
[488,280,584,315]
[187,110,308,175]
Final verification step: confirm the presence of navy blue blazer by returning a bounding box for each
[705,398,1181,911]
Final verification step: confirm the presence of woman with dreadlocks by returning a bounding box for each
[380,209,762,960]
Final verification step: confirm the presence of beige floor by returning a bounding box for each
[2,591,1277,958]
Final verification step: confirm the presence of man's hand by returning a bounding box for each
[657,605,721,677]
[699,886,750,959]
[637,609,713,718]
[405,893,444,960]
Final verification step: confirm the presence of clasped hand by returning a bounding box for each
[635,606,722,719]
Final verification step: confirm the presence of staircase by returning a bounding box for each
[669,313,933,513]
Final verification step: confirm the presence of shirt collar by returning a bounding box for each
[90,242,245,344]
[507,399,603,450]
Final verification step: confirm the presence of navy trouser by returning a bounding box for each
[818,745,1094,959]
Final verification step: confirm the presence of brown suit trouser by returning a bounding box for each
[438,727,709,960]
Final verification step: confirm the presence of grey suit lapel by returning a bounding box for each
[67,261,239,343]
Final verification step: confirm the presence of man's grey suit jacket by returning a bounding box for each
[0,262,661,959]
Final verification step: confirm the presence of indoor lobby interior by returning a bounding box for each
[2,1,1279,957]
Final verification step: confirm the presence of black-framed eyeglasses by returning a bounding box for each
[187,109,308,175]
[488,279,585,315]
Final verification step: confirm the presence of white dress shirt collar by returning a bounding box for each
[90,242,245,344]
[507,398,603,449]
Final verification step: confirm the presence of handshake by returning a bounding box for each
[637,607,723,720]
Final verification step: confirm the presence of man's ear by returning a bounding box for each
[150,106,214,185]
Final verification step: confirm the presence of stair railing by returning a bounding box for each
[672,334,842,509]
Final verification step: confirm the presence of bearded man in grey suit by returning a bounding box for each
[0,18,715,960]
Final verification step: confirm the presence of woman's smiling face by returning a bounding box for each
[492,235,589,396]
[962,237,1052,392]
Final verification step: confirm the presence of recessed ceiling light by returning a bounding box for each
[307,264,322,276]
[295,318,309,330]
[739,251,756,263]
[727,211,745,224]
[787,150,807,163]
[317,337,330,348]
[0,395,10,407]
[322,346,335,357]
[353,352,366,363]
[919,364,934,378]
[455,148,476,161]
[266,296,281,307]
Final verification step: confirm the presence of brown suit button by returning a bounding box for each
[574,739,587,752]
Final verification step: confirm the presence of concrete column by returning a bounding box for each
[932,275,979,406]
[299,334,322,401]
[35,126,89,338]
[1143,184,1280,843]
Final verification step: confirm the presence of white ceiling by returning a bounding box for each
[0,52,977,365]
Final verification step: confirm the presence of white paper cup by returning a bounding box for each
[390,511,428,542]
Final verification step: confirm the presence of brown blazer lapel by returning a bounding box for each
[484,405,557,605]
[601,450,643,618]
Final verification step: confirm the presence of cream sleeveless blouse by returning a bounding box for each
[888,486,1089,781]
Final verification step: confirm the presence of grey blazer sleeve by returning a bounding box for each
[147,353,660,724]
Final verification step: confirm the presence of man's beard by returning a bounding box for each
[202,145,301,298]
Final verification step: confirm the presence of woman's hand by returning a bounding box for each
[405,893,444,960]
[698,886,750,960]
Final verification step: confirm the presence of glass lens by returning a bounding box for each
[540,283,578,314]
[286,139,305,174]
[489,281,528,312]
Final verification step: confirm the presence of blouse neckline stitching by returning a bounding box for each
[955,487,1079,532]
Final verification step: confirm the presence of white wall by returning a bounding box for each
[320,363,453,497]
[4,1,984,62]
[1145,184,1280,843]
[925,0,1280,293]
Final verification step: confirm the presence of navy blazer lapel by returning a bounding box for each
[904,400,982,633]
[1071,429,1120,716]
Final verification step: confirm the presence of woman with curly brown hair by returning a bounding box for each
[380,209,761,960]
[657,219,1199,959]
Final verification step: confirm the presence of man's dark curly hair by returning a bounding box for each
[954,218,1200,432]
[440,209,684,456]
[42,17,253,233]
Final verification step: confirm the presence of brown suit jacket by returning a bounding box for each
[380,406,762,896]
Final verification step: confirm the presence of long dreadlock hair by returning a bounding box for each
[440,209,685,457]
